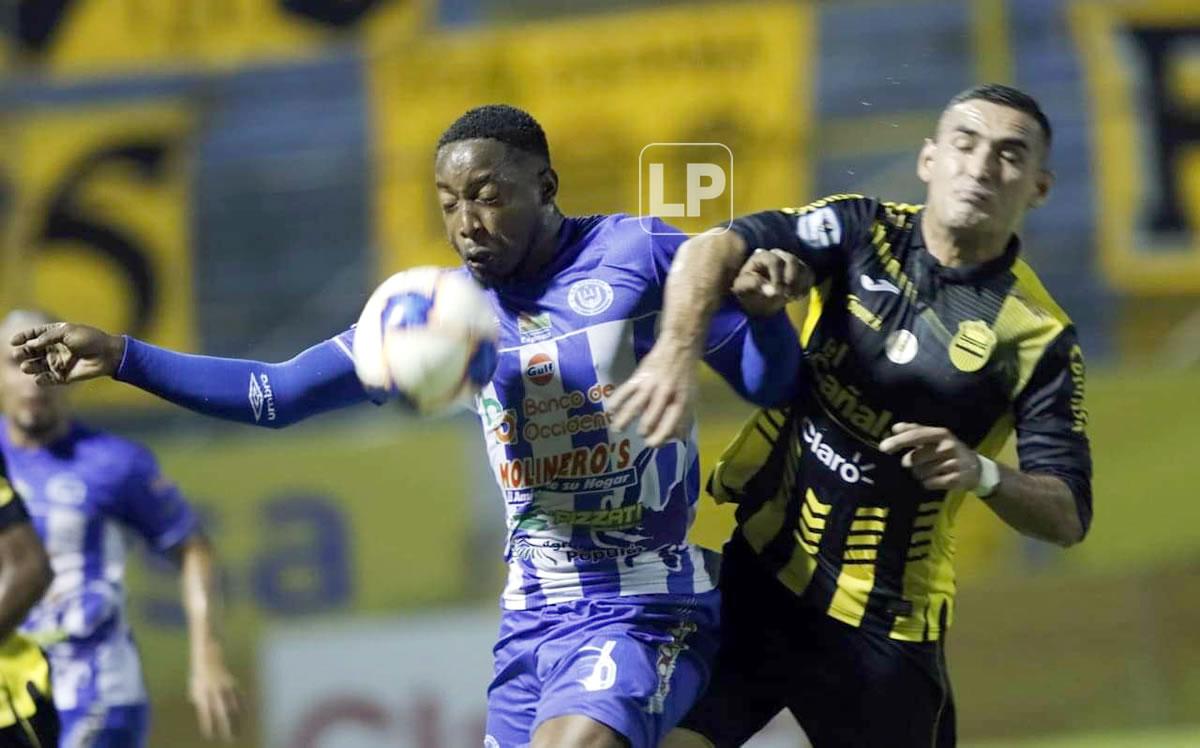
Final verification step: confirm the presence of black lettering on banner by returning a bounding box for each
[280,0,385,27]
[36,141,171,337]
[1126,26,1200,235]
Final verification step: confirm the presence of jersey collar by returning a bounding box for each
[910,210,1021,284]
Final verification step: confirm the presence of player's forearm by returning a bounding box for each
[179,535,225,661]
[982,467,1085,547]
[117,337,369,428]
[0,524,52,639]
[705,311,803,406]
[658,230,750,357]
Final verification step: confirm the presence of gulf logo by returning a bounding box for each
[525,353,555,386]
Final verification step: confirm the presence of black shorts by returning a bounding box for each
[678,533,955,747]
[0,684,59,748]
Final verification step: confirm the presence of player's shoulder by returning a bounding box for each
[778,194,884,245]
[588,212,661,250]
[75,426,158,476]
[1007,258,1073,328]
[783,193,878,217]
[575,212,668,267]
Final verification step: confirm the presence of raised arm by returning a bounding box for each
[11,324,370,428]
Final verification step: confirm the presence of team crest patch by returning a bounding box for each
[567,279,614,316]
[949,320,997,372]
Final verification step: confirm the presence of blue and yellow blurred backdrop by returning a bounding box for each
[1,1,1199,746]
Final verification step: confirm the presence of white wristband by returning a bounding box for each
[975,454,1001,498]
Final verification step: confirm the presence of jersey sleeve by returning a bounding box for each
[0,452,30,530]
[111,445,200,554]
[1013,327,1093,535]
[728,195,874,284]
[115,331,374,428]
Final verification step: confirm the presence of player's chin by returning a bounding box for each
[465,265,502,288]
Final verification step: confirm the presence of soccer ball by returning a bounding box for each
[352,266,499,414]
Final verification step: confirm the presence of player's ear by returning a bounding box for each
[917,138,936,184]
[539,168,558,205]
[1029,167,1054,209]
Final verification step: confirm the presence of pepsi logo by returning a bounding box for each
[525,353,555,385]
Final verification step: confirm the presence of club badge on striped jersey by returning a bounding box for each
[949,320,997,372]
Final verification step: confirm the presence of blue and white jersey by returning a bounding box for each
[0,422,199,712]
[473,215,745,610]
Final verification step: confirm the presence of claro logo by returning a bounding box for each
[801,419,876,485]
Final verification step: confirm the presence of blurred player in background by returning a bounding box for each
[9,106,800,747]
[613,84,1093,747]
[0,310,240,747]
[0,453,55,748]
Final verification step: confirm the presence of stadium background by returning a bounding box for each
[1,0,1198,745]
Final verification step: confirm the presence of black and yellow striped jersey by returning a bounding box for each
[0,456,51,729]
[710,195,1092,642]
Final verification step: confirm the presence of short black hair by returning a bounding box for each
[437,104,551,163]
[946,83,1053,150]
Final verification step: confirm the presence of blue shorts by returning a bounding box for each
[485,591,720,748]
[59,703,149,748]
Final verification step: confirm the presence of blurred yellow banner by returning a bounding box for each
[368,1,814,275]
[11,0,425,75]
[1072,0,1200,294]
[4,103,197,409]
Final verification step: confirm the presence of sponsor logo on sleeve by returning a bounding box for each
[249,374,264,422]
[796,206,841,248]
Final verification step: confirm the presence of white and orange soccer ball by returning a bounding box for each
[352,266,499,414]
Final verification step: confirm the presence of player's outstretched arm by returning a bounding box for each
[611,229,749,446]
[175,534,240,742]
[611,233,810,446]
[11,323,371,428]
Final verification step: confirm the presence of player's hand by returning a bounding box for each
[878,422,982,492]
[189,645,241,742]
[609,337,699,447]
[731,249,813,317]
[9,323,125,385]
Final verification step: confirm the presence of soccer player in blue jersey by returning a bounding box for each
[10,105,803,748]
[0,311,241,748]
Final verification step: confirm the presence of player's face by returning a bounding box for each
[0,346,68,438]
[919,99,1052,236]
[435,139,551,285]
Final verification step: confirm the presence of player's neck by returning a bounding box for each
[921,214,1011,268]
[517,210,565,279]
[6,418,69,449]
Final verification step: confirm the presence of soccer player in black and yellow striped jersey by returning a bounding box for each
[612,84,1092,747]
[0,453,56,747]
